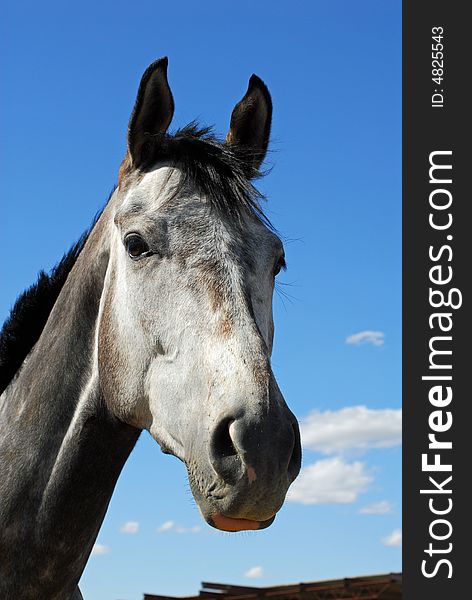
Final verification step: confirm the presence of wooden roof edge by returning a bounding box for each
[144,572,402,600]
[144,595,200,600]
[204,573,402,595]
[202,583,262,592]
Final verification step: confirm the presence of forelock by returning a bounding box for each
[118,122,273,230]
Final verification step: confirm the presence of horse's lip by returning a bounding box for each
[209,513,276,532]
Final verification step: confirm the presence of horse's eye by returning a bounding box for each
[125,234,150,258]
[274,255,286,276]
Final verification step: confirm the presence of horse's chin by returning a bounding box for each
[208,513,276,532]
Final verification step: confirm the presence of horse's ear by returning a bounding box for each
[127,57,174,167]
[225,75,272,170]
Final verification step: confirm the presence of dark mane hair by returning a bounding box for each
[1,123,272,396]
[0,216,101,395]
[121,122,271,227]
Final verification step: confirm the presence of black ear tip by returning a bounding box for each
[248,74,271,102]
[144,56,169,77]
[248,73,264,88]
[137,57,170,92]
[155,56,169,71]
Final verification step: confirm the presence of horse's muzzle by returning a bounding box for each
[189,403,301,530]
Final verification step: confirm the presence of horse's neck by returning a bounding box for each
[0,206,140,598]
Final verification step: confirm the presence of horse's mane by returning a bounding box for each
[0,123,271,395]
[0,214,102,396]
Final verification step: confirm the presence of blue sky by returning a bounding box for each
[1,2,401,599]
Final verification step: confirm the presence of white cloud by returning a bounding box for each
[91,544,110,555]
[244,566,264,579]
[175,525,202,534]
[359,501,394,514]
[382,529,402,547]
[120,521,139,534]
[287,457,372,505]
[157,520,175,533]
[157,521,201,534]
[300,406,402,455]
[346,331,385,346]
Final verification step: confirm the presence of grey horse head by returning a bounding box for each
[98,58,301,531]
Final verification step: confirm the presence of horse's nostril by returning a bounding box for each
[210,415,300,486]
[209,418,243,484]
[288,422,302,480]
[212,418,238,459]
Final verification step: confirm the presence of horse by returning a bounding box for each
[0,57,302,600]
